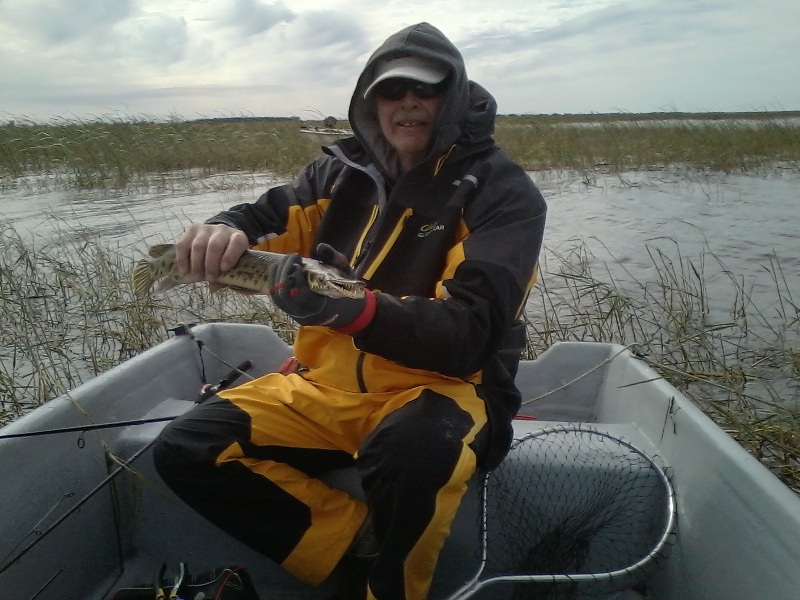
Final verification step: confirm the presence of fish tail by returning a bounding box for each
[132,260,155,297]
[151,277,183,294]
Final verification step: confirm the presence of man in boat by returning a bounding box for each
[153,22,546,600]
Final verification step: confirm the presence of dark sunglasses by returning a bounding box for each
[373,77,448,101]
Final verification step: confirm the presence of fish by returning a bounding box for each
[132,244,366,299]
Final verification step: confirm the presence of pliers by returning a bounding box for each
[154,562,186,600]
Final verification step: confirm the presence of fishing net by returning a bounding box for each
[447,424,676,600]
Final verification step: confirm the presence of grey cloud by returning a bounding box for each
[457,0,728,58]
[8,0,134,44]
[4,0,796,121]
[123,14,189,66]
[285,12,371,82]
[220,0,297,37]
[457,0,799,114]
[455,0,743,82]
[292,10,367,49]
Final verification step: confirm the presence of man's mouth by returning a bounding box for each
[393,115,428,127]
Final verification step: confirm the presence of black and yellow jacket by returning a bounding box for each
[208,23,547,469]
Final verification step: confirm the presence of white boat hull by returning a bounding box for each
[1,323,798,599]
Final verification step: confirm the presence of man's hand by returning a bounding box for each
[267,245,376,333]
[175,224,250,292]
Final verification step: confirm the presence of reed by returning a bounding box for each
[526,240,799,492]
[494,113,800,176]
[0,116,322,190]
[2,112,798,191]
[1,224,796,491]
[0,224,294,418]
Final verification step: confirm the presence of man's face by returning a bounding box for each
[375,78,445,171]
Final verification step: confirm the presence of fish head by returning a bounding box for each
[302,258,366,299]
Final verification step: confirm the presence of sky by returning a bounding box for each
[1,0,799,122]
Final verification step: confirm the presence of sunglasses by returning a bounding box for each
[373,77,448,101]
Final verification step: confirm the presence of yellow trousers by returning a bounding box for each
[154,370,488,600]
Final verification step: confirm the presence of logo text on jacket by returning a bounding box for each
[418,223,446,238]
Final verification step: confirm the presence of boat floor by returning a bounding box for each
[101,403,658,600]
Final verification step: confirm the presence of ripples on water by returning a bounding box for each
[5,169,796,273]
[0,172,282,252]
[2,168,798,407]
[2,168,798,318]
[534,169,799,315]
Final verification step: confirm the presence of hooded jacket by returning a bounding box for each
[208,22,547,469]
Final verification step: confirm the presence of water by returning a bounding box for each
[2,168,798,325]
[0,171,282,252]
[534,169,800,313]
[5,168,797,273]
[1,168,798,408]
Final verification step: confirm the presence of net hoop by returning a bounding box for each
[449,424,677,599]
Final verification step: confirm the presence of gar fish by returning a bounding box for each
[132,244,366,299]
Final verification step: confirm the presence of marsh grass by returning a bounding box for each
[1,222,797,491]
[0,116,322,191]
[2,112,799,192]
[494,112,800,176]
[0,224,294,417]
[526,240,799,492]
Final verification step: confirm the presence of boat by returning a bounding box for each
[1,321,799,600]
[299,126,354,137]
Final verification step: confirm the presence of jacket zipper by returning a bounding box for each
[361,209,412,280]
[352,206,379,272]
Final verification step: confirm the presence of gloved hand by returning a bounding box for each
[316,242,357,278]
[267,244,376,333]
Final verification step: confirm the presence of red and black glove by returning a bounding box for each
[267,244,376,334]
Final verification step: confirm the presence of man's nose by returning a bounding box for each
[399,90,419,106]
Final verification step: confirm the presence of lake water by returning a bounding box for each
[4,168,797,285]
[536,168,800,312]
[1,167,798,407]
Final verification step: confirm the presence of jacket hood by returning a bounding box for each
[348,22,496,180]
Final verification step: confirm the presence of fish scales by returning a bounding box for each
[133,244,366,299]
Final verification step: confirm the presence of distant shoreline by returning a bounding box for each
[4,110,800,127]
[505,110,800,121]
[2,112,798,190]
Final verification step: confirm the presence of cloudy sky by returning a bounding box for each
[2,0,798,122]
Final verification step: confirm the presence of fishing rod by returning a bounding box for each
[0,426,158,576]
[0,359,253,576]
[0,416,180,441]
[0,360,253,442]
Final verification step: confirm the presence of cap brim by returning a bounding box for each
[364,57,448,99]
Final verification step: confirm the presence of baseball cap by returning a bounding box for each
[364,55,449,99]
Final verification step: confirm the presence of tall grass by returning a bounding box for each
[494,113,800,175]
[526,240,799,492]
[0,224,295,418]
[2,112,798,192]
[1,224,797,491]
[0,116,322,190]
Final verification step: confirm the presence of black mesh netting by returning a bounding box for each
[462,425,675,600]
